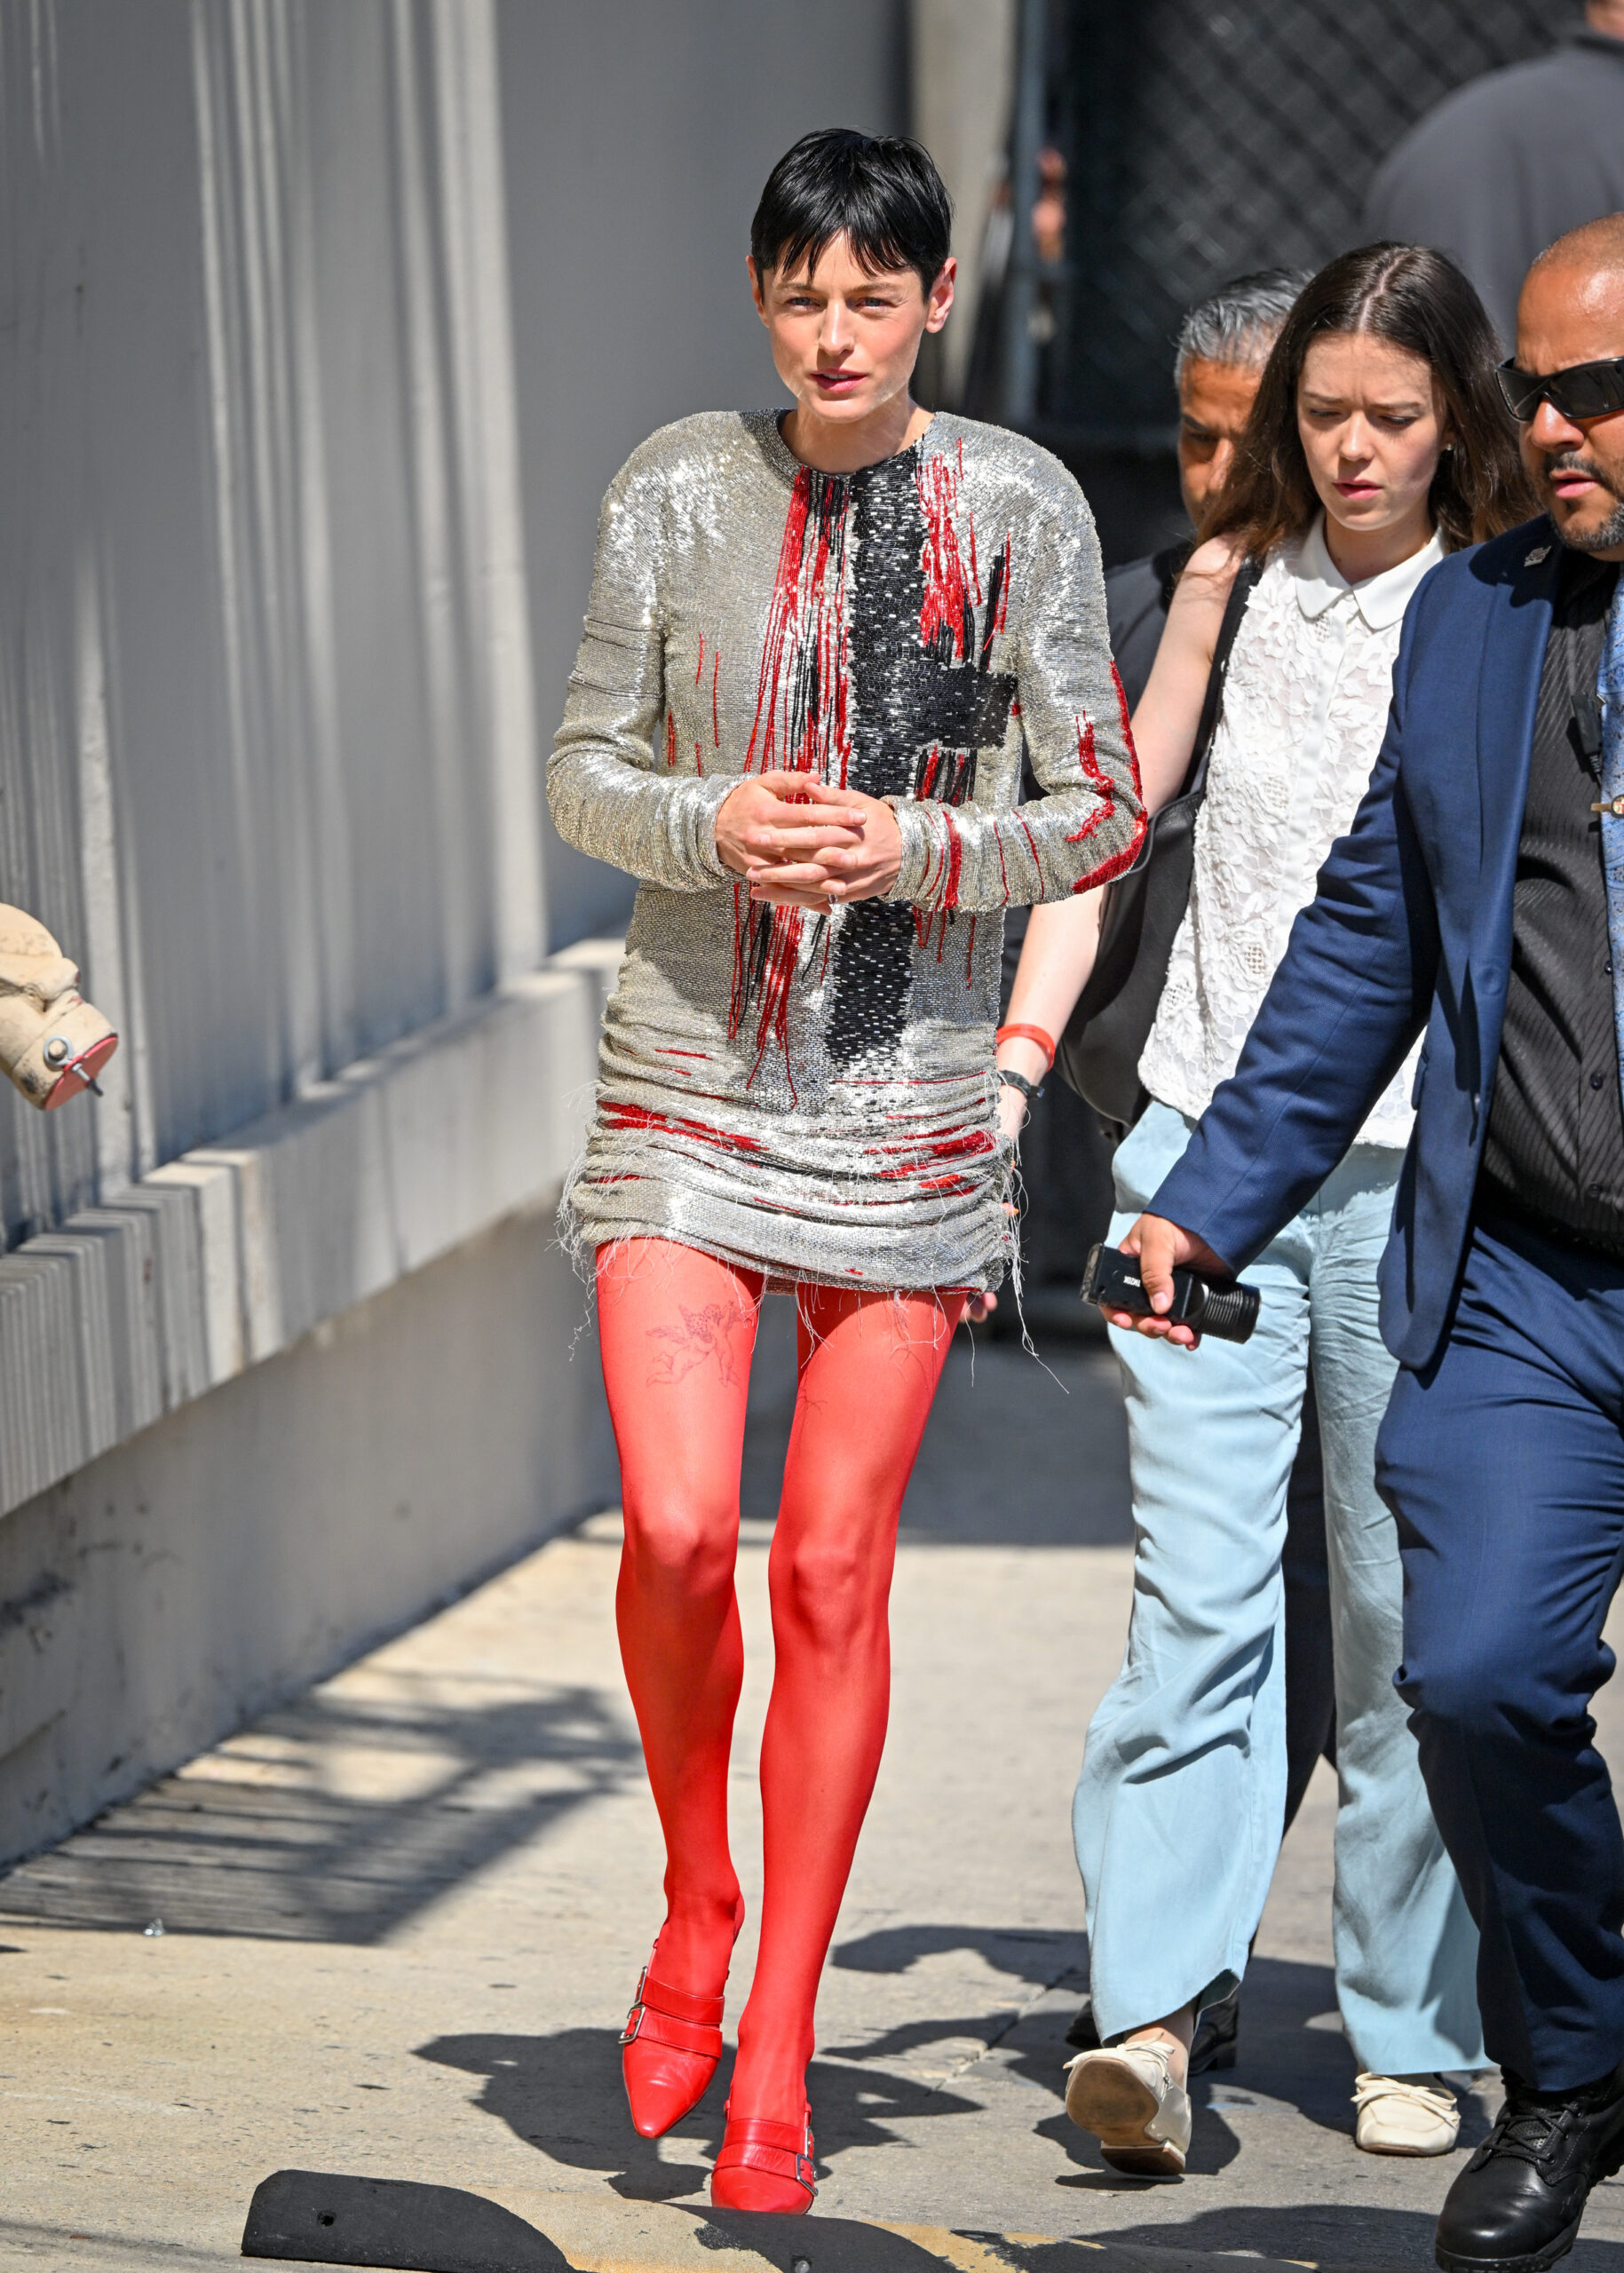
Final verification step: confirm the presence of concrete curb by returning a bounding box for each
[242,2173,1343,2273]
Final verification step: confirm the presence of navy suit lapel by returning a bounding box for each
[1470,533,1561,1006]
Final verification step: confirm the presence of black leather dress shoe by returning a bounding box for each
[1436,2063,1624,2273]
[1190,1987,1240,2075]
[1065,1997,1102,2054]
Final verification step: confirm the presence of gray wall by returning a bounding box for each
[0,1202,610,1864]
[496,0,908,949]
[0,0,543,1251]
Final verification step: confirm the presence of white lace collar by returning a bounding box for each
[1293,512,1446,631]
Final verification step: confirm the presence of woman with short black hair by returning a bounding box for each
[550,128,1144,2210]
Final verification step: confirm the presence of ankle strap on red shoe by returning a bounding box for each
[716,2110,816,2194]
[637,1968,725,2027]
[621,1965,725,2053]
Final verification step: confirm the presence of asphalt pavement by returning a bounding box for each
[4,1300,1624,2273]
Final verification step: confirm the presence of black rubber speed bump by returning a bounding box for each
[242,2171,574,2272]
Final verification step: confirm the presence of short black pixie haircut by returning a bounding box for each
[750,130,953,297]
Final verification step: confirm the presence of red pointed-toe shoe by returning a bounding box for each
[621,1904,744,2138]
[709,2099,817,2214]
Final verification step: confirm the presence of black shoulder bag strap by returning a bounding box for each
[1181,551,1259,805]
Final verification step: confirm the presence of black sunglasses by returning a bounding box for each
[1496,355,1624,423]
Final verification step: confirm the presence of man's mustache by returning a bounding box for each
[1539,448,1623,500]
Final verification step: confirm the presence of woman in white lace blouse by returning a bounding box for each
[1001,246,1532,2174]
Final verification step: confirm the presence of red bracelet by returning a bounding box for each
[995,1022,1056,1071]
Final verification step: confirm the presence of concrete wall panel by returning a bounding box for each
[0,1200,612,1865]
[0,956,615,1519]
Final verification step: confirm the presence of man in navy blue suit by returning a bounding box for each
[1110,214,1624,2273]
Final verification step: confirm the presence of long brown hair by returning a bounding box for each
[1201,242,1533,558]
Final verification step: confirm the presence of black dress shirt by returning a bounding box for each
[1103,543,1188,712]
[1478,548,1620,1248]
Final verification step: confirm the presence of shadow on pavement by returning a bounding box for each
[1065,2202,1624,2273]
[825,1919,1238,2176]
[1067,2202,1446,2268]
[1196,1953,1488,2150]
[742,1298,1132,1546]
[414,2024,709,2200]
[833,1921,1081,1984]
[829,1928,1493,2179]
[415,2029,981,2201]
[1213,1952,1355,2135]
[698,2208,1045,2273]
[828,2006,1240,2182]
[0,1678,638,1944]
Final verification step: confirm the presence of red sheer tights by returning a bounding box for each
[598,1239,964,2142]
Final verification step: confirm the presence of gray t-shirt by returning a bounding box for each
[1364,29,1624,350]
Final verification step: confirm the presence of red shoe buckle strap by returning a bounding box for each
[715,2111,816,2198]
[621,1965,725,2056]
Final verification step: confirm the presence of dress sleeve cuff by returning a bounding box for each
[883,797,934,905]
[683,774,738,884]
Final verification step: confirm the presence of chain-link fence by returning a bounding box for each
[1042,0,1565,439]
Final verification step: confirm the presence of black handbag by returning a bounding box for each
[1056,554,1263,1134]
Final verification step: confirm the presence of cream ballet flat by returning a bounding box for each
[1065,2041,1192,2176]
[1353,2071,1461,2156]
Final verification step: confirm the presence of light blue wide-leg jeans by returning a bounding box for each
[1073,1101,1484,2075]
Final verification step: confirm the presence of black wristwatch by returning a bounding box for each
[998,1067,1043,1106]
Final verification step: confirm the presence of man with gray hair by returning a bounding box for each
[1106,268,1308,704]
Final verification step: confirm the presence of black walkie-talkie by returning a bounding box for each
[1081,1241,1261,1344]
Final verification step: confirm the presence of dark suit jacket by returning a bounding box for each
[1150,515,1565,1372]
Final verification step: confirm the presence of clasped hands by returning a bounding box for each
[715,770,902,909]
[715,776,1232,1350]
